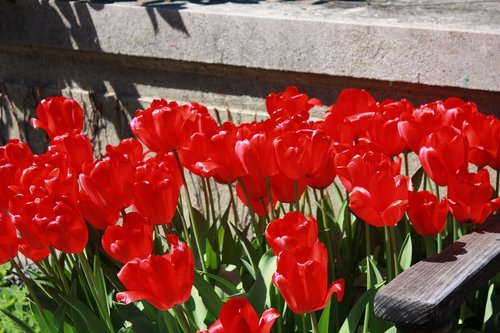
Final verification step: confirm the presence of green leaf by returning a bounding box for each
[59,294,107,333]
[247,249,276,314]
[198,271,241,295]
[231,223,259,279]
[188,284,208,330]
[318,299,331,333]
[339,287,379,333]
[193,271,223,318]
[0,309,36,333]
[158,311,180,333]
[398,233,413,271]
[367,256,384,285]
[483,283,500,332]
[411,167,425,191]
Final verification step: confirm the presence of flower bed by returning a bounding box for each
[0,87,499,332]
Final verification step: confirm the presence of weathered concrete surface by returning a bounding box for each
[1,0,499,91]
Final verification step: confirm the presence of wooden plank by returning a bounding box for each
[374,214,500,331]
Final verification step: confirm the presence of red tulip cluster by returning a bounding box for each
[265,212,345,314]
[1,86,499,328]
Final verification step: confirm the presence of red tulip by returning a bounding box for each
[117,235,194,310]
[273,129,333,181]
[182,122,245,184]
[318,111,355,153]
[447,169,500,224]
[419,126,468,186]
[133,153,181,225]
[12,194,88,254]
[235,121,278,179]
[18,238,50,262]
[105,138,144,166]
[31,97,84,139]
[328,89,376,137]
[349,171,410,227]
[273,242,344,314]
[131,100,217,153]
[462,113,500,168]
[102,212,153,264]
[360,99,411,157]
[50,133,93,174]
[265,212,318,255]
[78,190,120,230]
[0,163,16,213]
[79,155,135,213]
[236,180,276,217]
[0,139,33,169]
[335,150,401,193]
[198,298,279,333]
[0,213,18,264]
[397,102,445,153]
[266,86,321,120]
[407,191,448,236]
[130,99,186,152]
[439,97,478,129]
[269,173,307,204]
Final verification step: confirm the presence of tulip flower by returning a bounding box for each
[397,102,445,153]
[407,191,448,236]
[269,173,307,204]
[12,194,88,254]
[102,212,153,264]
[418,126,468,186]
[199,298,279,333]
[273,129,333,181]
[349,170,410,227]
[328,88,376,137]
[266,85,321,120]
[17,238,50,262]
[273,242,344,314]
[50,133,93,174]
[117,235,194,310]
[78,190,120,230]
[235,120,278,179]
[133,152,181,225]
[0,213,18,264]
[360,99,411,157]
[130,99,186,152]
[31,96,84,139]
[447,169,500,224]
[79,154,135,213]
[462,113,500,168]
[0,138,34,169]
[265,212,318,255]
[105,138,144,165]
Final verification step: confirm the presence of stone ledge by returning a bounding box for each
[1,0,499,92]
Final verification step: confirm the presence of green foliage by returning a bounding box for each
[0,263,40,333]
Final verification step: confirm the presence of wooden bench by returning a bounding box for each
[374,214,500,332]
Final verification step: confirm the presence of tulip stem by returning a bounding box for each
[305,189,313,216]
[310,312,320,333]
[12,260,52,332]
[437,232,443,253]
[205,178,217,224]
[201,177,211,221]
[237,177,262,248]
[78,252,114,333]
[496,169,499,198]
[49,248,70,293]
[300,313,308,333]
[173,150,207,274]
[172,306,192,333]
[265,177,275,221]
[293,180,300,212]
[363,223,372,333]
[384,226,394,282]
[320,189,339,332]
[227,184,240,226]
[389,227,400,277]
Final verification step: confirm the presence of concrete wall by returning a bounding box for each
[1,0,499,153]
